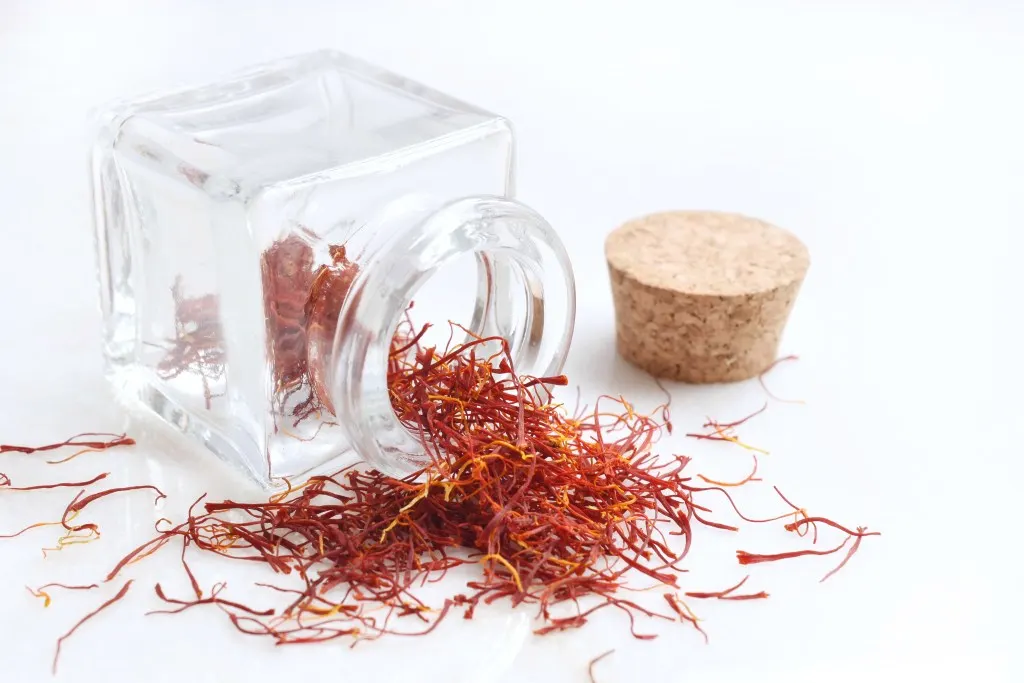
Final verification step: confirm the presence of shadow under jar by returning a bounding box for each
[91,51,576,488]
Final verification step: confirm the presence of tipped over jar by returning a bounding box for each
[91,51,576,487]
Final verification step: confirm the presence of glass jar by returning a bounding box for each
[91,51,576,488]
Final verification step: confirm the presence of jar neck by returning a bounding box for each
[327,194,576,477]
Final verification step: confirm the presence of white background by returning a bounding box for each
[1,1,1020,681]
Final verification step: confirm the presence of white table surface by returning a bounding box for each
[1,1,1020,681]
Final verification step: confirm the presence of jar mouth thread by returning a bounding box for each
[330,195,576,478]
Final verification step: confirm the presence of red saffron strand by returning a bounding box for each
[772,485,817,542]
[684,575,750,599]
[0,433,135,456]
[689,484,799,525]
[652,377,673,434]
[1,472,109,491]
[736,536,851,566]
[105,534,175,582]
[785,517,881,538]
[181,537,203,599]
[588,649,615,683]
[147,583,276,617]
[663,593,708,644]
[772,485,803,512]
[721,591,769,600]
[820,527,868,583]
[62,485,167,533]
[52,580,133,675]
[684,432,736,442]
[704,403,767,429]
[36,583,100,592]
[27,583,100,607]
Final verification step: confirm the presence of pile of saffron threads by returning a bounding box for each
[91,322,877,647]
[2,327,879,671]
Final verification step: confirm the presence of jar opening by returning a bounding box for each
[330,196,576,478]
[398,251,486,355]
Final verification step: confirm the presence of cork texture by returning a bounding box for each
[606,211,809,383]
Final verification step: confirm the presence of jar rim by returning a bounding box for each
[330,195,576,477]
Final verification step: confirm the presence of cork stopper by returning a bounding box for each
[606,211,809,383]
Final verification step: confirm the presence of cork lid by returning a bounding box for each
[605,210,810,383]
[605,211,809,297]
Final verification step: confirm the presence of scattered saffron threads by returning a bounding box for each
[685,404,769,454]
[758,355,803,404]
[26,583,99,607]
[588,649,615,683]
[181,538,203,599]
[718,591,769,601]
[1,472,110,491]
[0,432,135,456]
[663,593,708,643]
[653,377,674,434]
[706,403,767,429]
[736,536,852,566]
[0,519,65,540]
[27,587,52,607]
[689,484,802,526]
[41,529,102,557]
[105,534,175,583]
[784,517,881,539]
[684,575,768,601]
[820,527,869,583]
[772,485,817,542]
[37,583,99,592]
[697,454,761,488]
[52,580,133,675]
[61,485,167,535]
[147,583,275,617]
[781,517,879,583]
[30,486,167,558]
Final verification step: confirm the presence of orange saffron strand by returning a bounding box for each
[697,454,761,488]
[0,520,62,539]
[27,587,52,607]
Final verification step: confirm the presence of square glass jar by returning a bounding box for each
[92,51,575,487]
